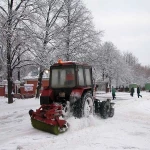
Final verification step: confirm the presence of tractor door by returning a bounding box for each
[77,66,93,89]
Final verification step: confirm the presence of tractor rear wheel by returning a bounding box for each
[73,92,94,118]
[109,108,114,117]
[100,101,110,119]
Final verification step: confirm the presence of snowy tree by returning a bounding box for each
[56,0,102,62]
[97,42,117,86]
[95,42,131,89]
[0,0,37,103]
[26,0,66,98]
[144,66,150,80]
[114,53,133,88]
[28,0,102,98]
[123,52,139,67]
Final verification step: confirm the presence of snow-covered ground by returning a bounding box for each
[0,91,150,150]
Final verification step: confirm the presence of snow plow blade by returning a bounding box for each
[29,104,69,135]
[31,118,60,135]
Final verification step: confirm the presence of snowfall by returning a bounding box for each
[0,91,150,150]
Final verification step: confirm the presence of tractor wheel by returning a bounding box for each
[100,101,110,119]
[29,109,34,117]
[73,92,94,118]
[109,108,114,117]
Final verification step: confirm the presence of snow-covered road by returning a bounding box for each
[0,92,150,150]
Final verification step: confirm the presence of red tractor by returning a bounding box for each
[29,60,115,135]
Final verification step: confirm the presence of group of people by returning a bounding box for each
[111,85,142,100]
[130,86,142,98]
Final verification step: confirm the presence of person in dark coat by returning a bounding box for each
[112,86,116,100]
[130,87,134,97]
[137,86,142,98]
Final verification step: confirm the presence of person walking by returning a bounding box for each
[112,86,116,100]
[137,86,142,98]
[130,87,134,97]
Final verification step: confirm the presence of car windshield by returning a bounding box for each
[51,67,75,88]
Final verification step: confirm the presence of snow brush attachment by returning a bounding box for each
[29,103,69,135]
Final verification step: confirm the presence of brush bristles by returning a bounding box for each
[31,118,59,135]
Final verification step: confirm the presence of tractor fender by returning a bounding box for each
[70,88,92,104]
[70,89,83,104]
[41,88,54,97]
[40,88,54,104]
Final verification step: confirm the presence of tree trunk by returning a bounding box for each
[36,67,44,98]
[7,0,13,103]
[7,42,13,103]
[7,22,13,103]
[7,48,13,103]
[102,69,105,81]
[109,78,112,92]
[7,25,13,103]
[18,70,20,81]
[66,1,71,61]
[17,54,20,81]
[7,67,13,103]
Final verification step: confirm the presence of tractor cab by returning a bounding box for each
[40,60,94,105]
[50,60,93,88]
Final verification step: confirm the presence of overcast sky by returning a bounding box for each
[83,0,150,66]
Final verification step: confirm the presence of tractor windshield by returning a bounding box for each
[51,68,75,88]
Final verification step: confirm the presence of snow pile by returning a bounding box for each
[67,115,101,132]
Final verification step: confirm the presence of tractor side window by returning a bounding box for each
[51,69,66,87]
[60,70,66,86]
[78,68,84,86]
[85,69,92,86]
[51,69,59,86]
